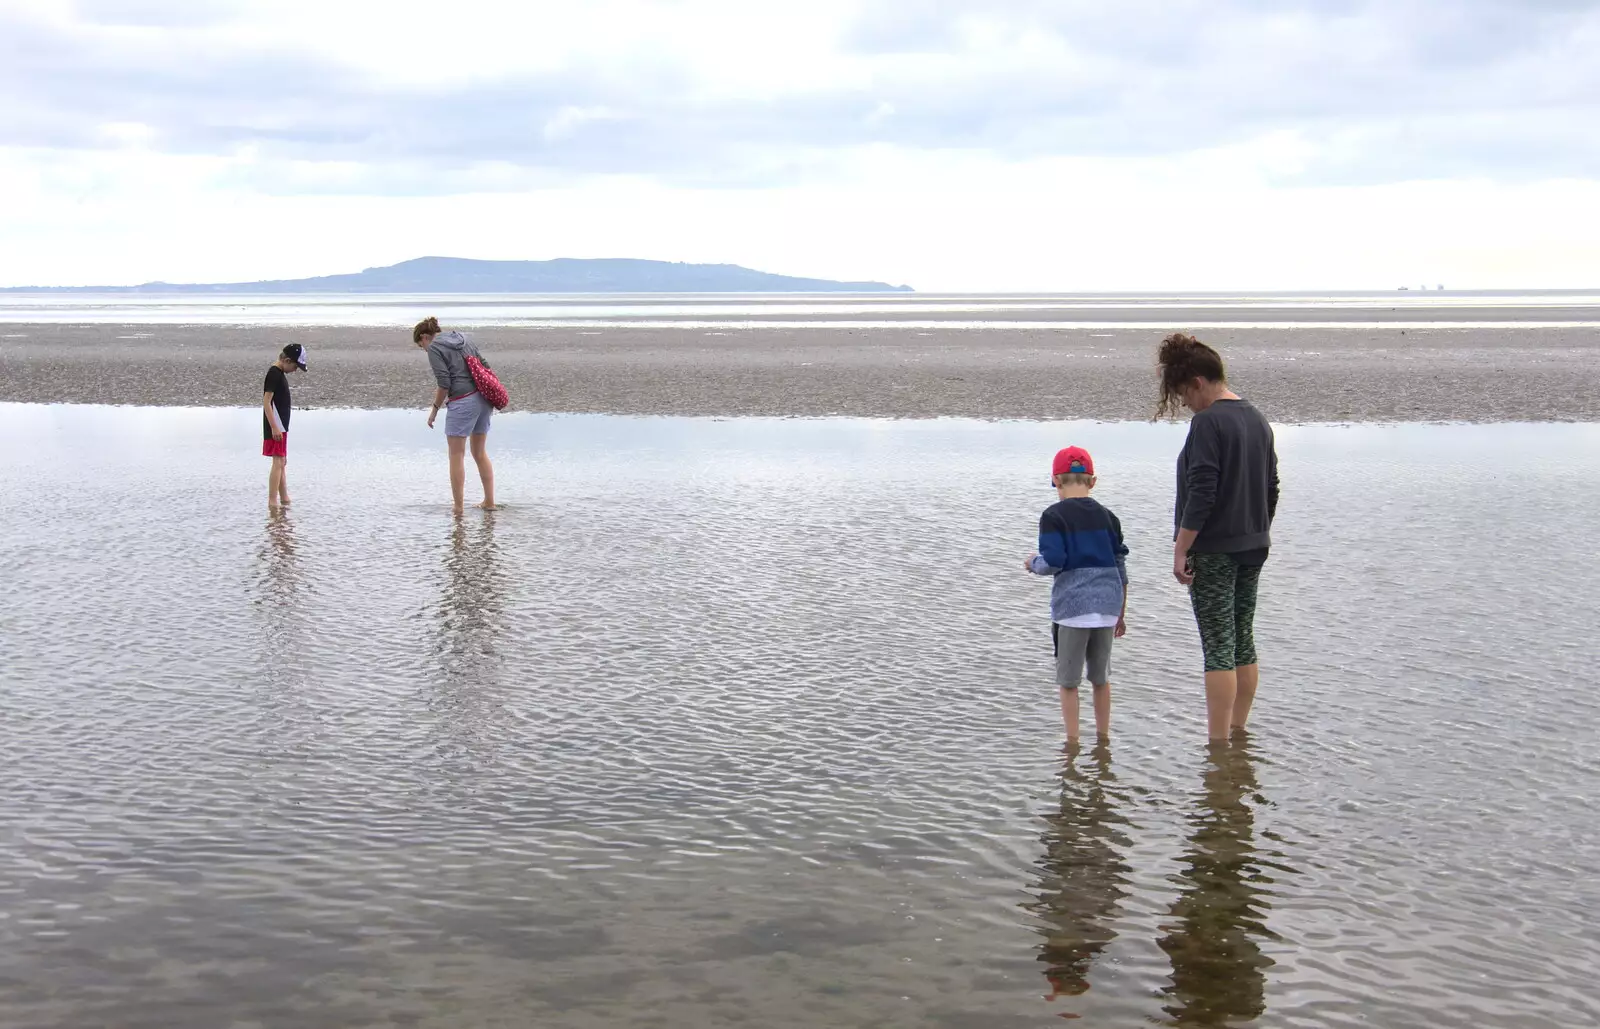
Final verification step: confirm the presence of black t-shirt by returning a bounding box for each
[263,366,291,439]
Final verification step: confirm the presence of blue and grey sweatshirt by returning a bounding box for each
[1027,497,1130,622]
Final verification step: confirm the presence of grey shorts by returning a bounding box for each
[1052,624,1114,690]
[445,391,493,437]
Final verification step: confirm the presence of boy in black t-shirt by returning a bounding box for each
[262,344,306,510]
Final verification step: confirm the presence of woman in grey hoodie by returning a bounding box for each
[413,316,496,514]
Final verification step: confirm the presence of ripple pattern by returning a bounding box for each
[0,406,1596,1028]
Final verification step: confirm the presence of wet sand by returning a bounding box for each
[2,322,1597,422]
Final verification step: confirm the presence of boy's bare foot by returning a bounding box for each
[477,501,496,510]
[452,505,465,517]
[279,495,292,507]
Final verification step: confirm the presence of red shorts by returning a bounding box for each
[263,433,288,458]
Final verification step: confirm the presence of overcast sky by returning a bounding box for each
[4,0,1599,290]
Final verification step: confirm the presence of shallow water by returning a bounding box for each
[3,289,1599,328]
[1,406,1597,1028]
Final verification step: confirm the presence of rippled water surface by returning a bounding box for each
[2,406,1597,1028]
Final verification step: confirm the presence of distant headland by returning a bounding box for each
[0,256,914,294]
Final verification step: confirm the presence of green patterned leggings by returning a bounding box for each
[1189,552,1262,672]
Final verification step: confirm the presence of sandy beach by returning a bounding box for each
[2,322,1598,422]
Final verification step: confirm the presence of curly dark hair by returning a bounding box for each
[1155,333,1226,419]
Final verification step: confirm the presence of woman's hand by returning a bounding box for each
[1173,547,1194,586]
[1114,617,1127,639]
[1023,553,1039,573]
[427,405,438,429]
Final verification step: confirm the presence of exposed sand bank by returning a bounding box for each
[2,323,1596,422]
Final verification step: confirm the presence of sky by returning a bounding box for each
[3,0,1599,291]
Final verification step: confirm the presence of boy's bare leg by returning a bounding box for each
[268,457,285,510]
[1205,670,1238,741]
[447,436,467,515]
[469,433,495,509]
[277,461,291,507]
[1232,663,1259,731]
[1059,687,1081,740]
[1091,683,1111,738]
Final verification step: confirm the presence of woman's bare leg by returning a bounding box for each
[447,436,467,515]
[469,433,495,509]
[1205,670,1238,741]
[1232,664,1259,731]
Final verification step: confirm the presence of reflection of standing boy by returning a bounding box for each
[1030,743,1129,1012]
[262,343,306,511]
[1024,446,1129,741]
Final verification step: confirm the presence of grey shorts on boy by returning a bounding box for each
[445,391,493,437]
[1053,624,1114,690]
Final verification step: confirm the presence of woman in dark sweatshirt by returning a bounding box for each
[1158,334,1280,741]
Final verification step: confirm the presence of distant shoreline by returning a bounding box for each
[3,321,1597,424]
[5,291,1599,329]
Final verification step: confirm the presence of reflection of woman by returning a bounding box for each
[413,316,497,515]
[1024,744,1132,1012]
[428,516,508,759]
[436,514,505,679]
[1158,334,1280,741]
[1158,742,1276,1025]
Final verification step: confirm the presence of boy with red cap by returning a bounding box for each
[1023,446,1129,741]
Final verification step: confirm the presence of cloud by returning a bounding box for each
[2,0,1598,194]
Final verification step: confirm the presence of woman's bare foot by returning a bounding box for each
[279,494,292,507]
[477,501,496,510]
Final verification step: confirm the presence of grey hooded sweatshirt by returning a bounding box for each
[427,330,487,399]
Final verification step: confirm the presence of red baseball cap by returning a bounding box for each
[1052,446,1095,478]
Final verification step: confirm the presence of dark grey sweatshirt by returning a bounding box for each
[1175,398,1280,553]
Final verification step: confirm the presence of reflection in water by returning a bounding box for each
[255,510,302,611]
[423,514,510,766]
[1025,743,1134,1017]
[436,513,506,681]
[1158,740,1282,1027]
[7,410,1599,1029]
[249,511,318,735]
[253,511,306,660]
